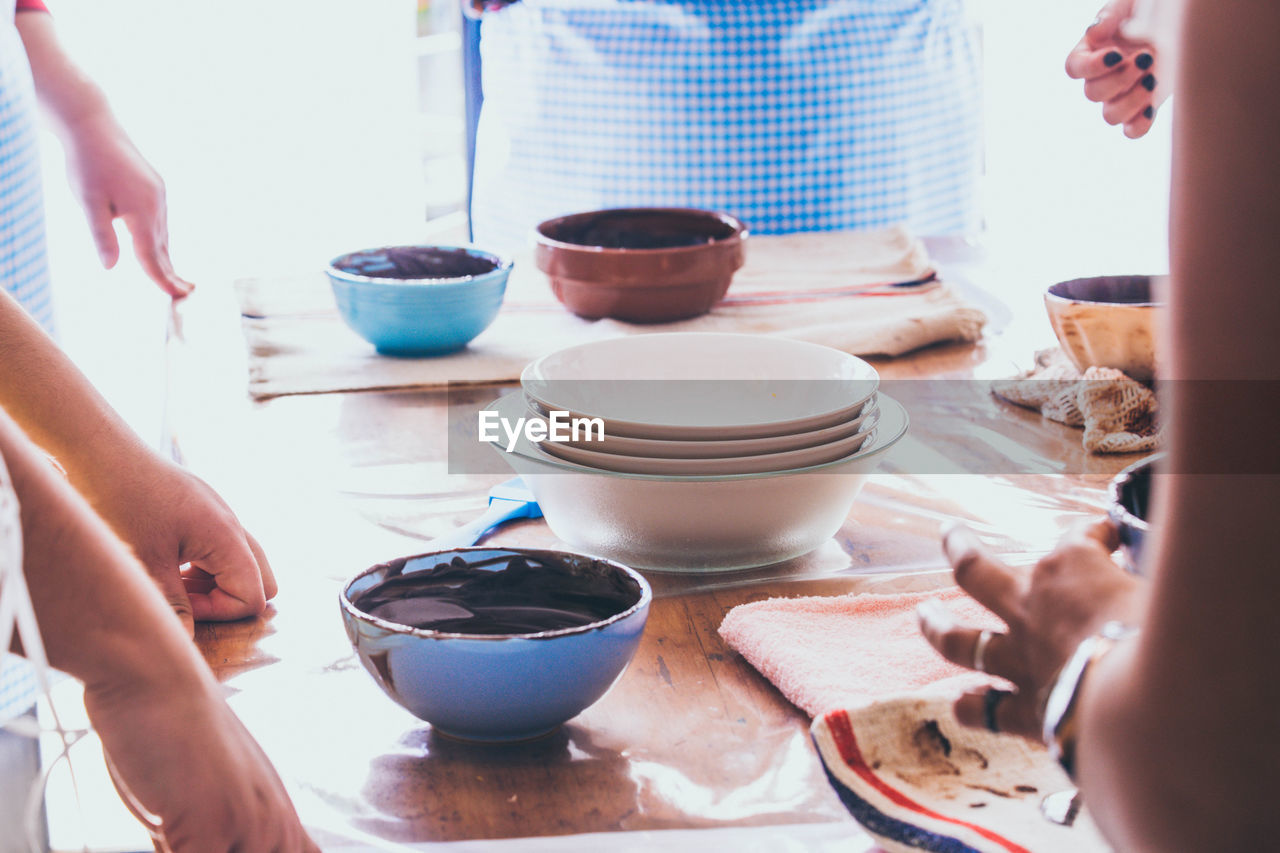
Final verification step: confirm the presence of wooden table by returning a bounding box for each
[44,252,1147,851]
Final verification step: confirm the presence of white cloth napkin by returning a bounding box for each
[236,227,987,399]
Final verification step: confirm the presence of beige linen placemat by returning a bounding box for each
[237,227,987,399]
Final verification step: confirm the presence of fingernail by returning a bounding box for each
[916,598,954,630]
[1103,51,1122,68]
[1141,73,1156,91]
[941,522,980,563]
[1135,52,1153,70]
[1143,105,1154,120]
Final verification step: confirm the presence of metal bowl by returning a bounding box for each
[1108,453,1162,575]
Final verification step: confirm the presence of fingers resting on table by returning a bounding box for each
[918,517,1141,740]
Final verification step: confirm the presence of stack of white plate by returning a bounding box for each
[489,333,908,572]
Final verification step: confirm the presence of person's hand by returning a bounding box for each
[60,109,195,298]
[0,264,269,632]
[91,450,276,635]
[1,405,307,848]
[85,668,317,851]
[1066,0,1167,139]
[917,520,1141,739]
[12,9,194,297]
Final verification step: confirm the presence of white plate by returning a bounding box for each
[484,391,908,571]
[537,411,879,475]
[521,333,879,440]
[537,397,879,459]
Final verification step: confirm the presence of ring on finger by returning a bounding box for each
[972,629,996,673]
[983,688,1014,734]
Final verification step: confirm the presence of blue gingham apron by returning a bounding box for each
[1,441,43,846]
[0,6,55,335]
[0,473,34,727]
[0,658,34,729]
[471,0,981,254]
[1,2,46,726]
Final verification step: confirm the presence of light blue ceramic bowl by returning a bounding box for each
[340,547,651,742]
[326,245,511,357]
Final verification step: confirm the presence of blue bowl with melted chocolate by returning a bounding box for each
[340,547,651,742]
[326,245,511,357]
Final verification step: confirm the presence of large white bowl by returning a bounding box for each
[542,396,880,459]
[521,333,879,440]
[536,408,880,475]
[486,392,908,572]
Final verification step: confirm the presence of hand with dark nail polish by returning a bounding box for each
[1066,2,1168,140]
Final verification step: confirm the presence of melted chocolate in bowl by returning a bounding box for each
[333,246,499,280]
[1048,275,1155,305]
[545,210,738,250]
[351,552,642,635]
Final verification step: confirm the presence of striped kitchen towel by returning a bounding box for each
[813,694,1110,853]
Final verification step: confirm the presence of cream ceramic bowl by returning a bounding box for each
[536,408,880,475]
[1045,275,1164,381]
[486,392,908,572]
[538,396,880,459]
[521,333,879,440]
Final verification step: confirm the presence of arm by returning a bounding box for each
[0,407,313,851]
[0,291,275,632]
[13,9,194,297]
[1076,0,1280,848]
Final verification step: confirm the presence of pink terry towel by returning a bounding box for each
[718,587,1005,717]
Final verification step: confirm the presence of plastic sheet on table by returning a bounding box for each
[139,382,1140,850]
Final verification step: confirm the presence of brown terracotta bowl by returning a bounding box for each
[535,208,747,323]
[1045,275,1165,381]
